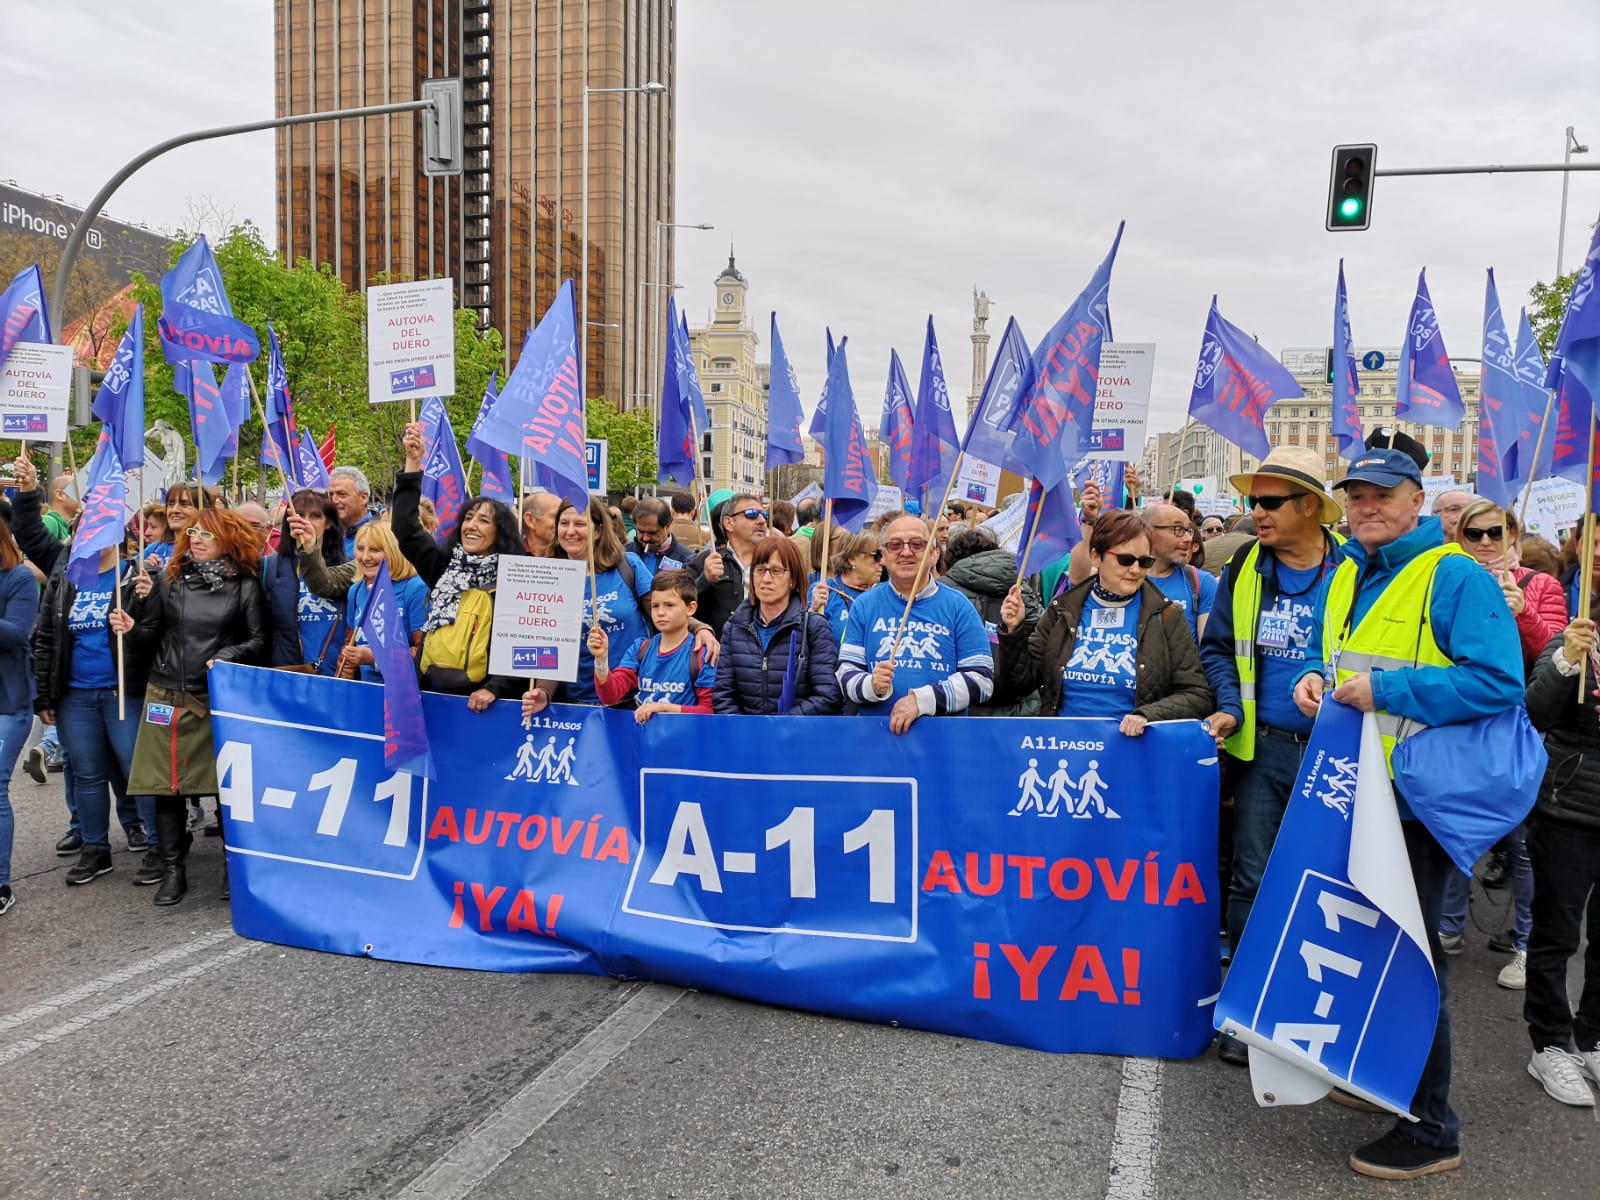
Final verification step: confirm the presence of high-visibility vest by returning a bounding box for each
[1320,543,1465,775]
[1222,534,1343,762]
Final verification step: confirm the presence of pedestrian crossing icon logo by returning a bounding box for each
[506,735,581,786]
[1009,757,1118,819]
[1316,755,1358,820]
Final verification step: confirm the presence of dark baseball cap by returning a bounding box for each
[1334,449,1424,490]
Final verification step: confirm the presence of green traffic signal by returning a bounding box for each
[1326,144,1376,231]
[1339,195,1363,220]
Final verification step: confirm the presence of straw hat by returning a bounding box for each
[1229,446,1343,526]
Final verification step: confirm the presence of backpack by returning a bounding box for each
[418,588,495,687]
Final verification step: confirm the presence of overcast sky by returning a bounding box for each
[5,0,1597,439]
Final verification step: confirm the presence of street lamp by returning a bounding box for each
[1558,125,1590,278]
[581,80,666,402]
[651,221,715,432]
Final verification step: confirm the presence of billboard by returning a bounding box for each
[0,184,174,317]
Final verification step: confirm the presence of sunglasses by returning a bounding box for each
[883,539,929,555]
[1109,552,1157,569]
[185,527,218,542]
[733,508,768,521]
[1462,525,1505,543]
[858,549,884,563]
[1248,492,1307,511]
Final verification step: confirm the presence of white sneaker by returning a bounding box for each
[1497,950,1527,990]
[1529,1048,1595,1107]
[1579,1045,1600,1088]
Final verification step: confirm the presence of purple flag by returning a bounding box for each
[1016,478,1083,576]
[1008,223,1123,492]
[91,305,146,470]
[1,263,52,371]
[909,316,961,507]
[296,429,332,491]
[474,280,588,508]
[766,314,804,470]
[1506,310,1552,485]
[961,316,1032,478]
[657,295,697,486]
[358,561,436,780]
[465,371,515,501]
[1187,297,1302,459]
[418,395,468,538]
[819,339,878,533]
[1394,269,1464,430]
[880,349,916,493]
[1331,261,1363,461]
[67,433,126,589]
[261,325,299,485]
[1476,270,1519,510]
[157,235,259,367]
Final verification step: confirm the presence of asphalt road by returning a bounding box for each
[2,763,1595,1200]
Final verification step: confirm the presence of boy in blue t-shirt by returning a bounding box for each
[589,570,715,722]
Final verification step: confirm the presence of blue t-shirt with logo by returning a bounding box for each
[298,580,345,676]
[563,555,655,705]
[1149,567,1216,642]
[617,634,715,708]
[67,568,119,689]
[1057,594,1141,719]
[823,580,866,647]
[346,574,431,682]
[1255,562,1323,733]
[838,582,992,716]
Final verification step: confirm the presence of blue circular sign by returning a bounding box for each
[1361,350,1386,371]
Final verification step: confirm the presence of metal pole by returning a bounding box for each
[1373,162,1600,178]
[1558,126,1589,279]
[581,89,590,396]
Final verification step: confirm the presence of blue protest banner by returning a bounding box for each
[961,316,1033,479]
[880,349,916,494]
[0,263,51,370]
[909,317,960,507]
[1477,270,1519,509]
[465,371,515,501]
[418,395,467,537]
[157,235,259,367]
[66,433,125,589]
[766,314,805,471]
[1507,310,1552,486]
[1394,269,1464,430]
[91,305,146,469]
[1330,262,1363,462]
[1188,297,1303,460]
[211,665,1222,1057]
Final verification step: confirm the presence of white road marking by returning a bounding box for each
[1105,1056,1163,1200]
[399,983,686,1199]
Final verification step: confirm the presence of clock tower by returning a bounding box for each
[713,246,747,325]
[687,247,770,491]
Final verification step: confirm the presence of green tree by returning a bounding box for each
[1527,271,1578,356]
[585,396,657,494]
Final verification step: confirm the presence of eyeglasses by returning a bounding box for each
[1248,492,1306,512]
[751,564,789,579]
[733,508,768,522]
[1110,552,1157,569]
[186,528,218,542]
[883,539,930,555]
[856,549,884,563]
[1149,523,1192,535]
[1462,525,1505,543]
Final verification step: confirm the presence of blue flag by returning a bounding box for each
[157,235,259,368]
[1331,261,1363,461]
[474,280,588,508]
[765,314,804,470]
[1187,297,1302,460]
[1394,269,1463,430]
[1009,224,1123,492]
[677,311,710,440]
[66,434,126,590]
[90,305,146,470]
[909,317,961,507]
[1074,459,1127,510]
[880,349,917,493]
[819,339,878,533]
[296,428,332,492]
[657,296,697,487]
[187,362,231,487]
[1546,222,1600,428]
[961,316,1033,478]
[465,371,515,502]
[357,560,436,780]
[217,362,250,467]
[1476,270,1520,509]
[809,327,838,437]
[1,263,52,370]
[1507,309,1553,485]
[261,325,299,485]
[1016,478,1083,576]
[418,395,468,538]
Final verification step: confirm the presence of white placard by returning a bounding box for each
[0,342,73,440]
[953,457,1001,507]
[489,556,587,681]
[1419,475,1460,508]
[1177,476,1218,500]
[1089,343,1155,462]
[980,489,1031,553]
[1527,478,1587,530]
[865,484,904,521]
[788,481,823,507]
[1197,496,1238,518]
[366,278,457,404]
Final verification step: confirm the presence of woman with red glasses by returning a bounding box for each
[997,508,1212,736]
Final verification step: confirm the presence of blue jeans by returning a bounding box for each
[55,688,141,854]
[1438,869,1471,937]
[1404,819,1460,1148]
[1,707,32,888]
[1506,823,1534,952]
[1226,729,1307,953]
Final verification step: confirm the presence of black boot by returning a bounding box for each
[152,805,189,907]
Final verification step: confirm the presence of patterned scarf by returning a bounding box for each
[183,558,233,592]
[423,547,500,633]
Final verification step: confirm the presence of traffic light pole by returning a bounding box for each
[1375,162,1600,177]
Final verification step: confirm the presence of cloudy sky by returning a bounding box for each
[5,0,1597,439]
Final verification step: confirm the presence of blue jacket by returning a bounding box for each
[0,564,41,715]
[712,597,842,715]
[1296,518,1524,727]
[263,552,346,673]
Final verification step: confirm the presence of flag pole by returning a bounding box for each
[889,453,967,660]
[1580,415,1598,699]
[1013,478,1054,586]
[1514,388,1558,534]
[243,370,295,502]
[818,499,835,597]
[113,548,128,722]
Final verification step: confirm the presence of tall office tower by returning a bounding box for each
[275,1,675,410]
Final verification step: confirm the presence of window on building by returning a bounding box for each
[710,383,722,393]
[702,433,712,452]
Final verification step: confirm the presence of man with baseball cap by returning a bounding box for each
[1291,446,1523,1180]
[1201,447,1346,1067]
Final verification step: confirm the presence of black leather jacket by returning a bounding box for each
[127,562,268,694]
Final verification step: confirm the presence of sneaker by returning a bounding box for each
[131,849,164,887]
[0,885,14,916]
[1438,932,1464,956]
[1488,928,1519,954]
[64,849,113,886]
[1497,950,1528,990]
[44,754,65,773]
[126,825,150,853]
[1578,1045,1600,1089]
[23,746,47,784]
[1348,1128,1461,1180]
[54,829,83,856]
[1528,1047,1596,1107]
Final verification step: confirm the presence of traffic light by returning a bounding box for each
[421,78,463,177]
[1325,144,1376,231]
[1325,347,1335,384]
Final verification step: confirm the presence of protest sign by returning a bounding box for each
[488,556,587,681]
[1087,343,1155,462]
[1418,475,1459,508]
[367,279,456,403]
[211,665,1222,1057]
[865,484,904,522]
[954,457,1001,507]
[0,341,72,439]
[1527,477,1586,531]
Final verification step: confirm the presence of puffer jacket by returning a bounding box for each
[32,557,157,712]
[997,578,1214,720]
[942,547,1043,715]
[712,597,842,715]
[126,562,268,695]
[1524,633,1600,830]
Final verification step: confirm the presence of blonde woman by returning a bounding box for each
[336,522,430,681]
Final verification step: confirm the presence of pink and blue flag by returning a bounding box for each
[909,317,961,508]
[1187,297,1302,460]
[67,434,127,589]
[157,235,259,368]
[91,305,145,470]
[961,316,1032,479]
[1506,310,1552,485]
[1016,479,1083,576]
[465,371,515,501]
[819,339,878,532]
[1476,270,1520,509]
[1330,261,1363,461]
[474,280,588,508]
[1074,459,1127,510]
[418,395,468,538]
[1545,224,1600,499]
[879,349,916,493]
[296,429,332,492]
[1,263,52,370]
[1394,269,1463,430]
[187,362,231,487]
[261,325,300,484]
[766,314,804,470]
[358,560,436,780]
